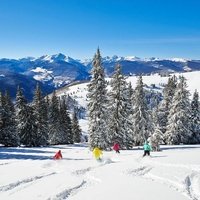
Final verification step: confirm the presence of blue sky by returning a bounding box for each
[0,0,200,59]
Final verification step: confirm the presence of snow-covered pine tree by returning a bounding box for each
[190,90,200,143]
[48,91,63,145]
[126,82,135,148]
[108,64,133,149]
[146,89,162,110]
[15,86,37,147]
[0,91,6,145]
[149,125,163,151]
[150,105,163,151]
[87,48,109,150]
[157,75,177,142]
[127,82,134,116]
[165,76,192,144]
[133,75,153,146]
[1,91,20,146]
[43,95,50,136]
[59,98,73,144]
[72,108,82,143]
[32,83,48,146]
[149,94,163,151]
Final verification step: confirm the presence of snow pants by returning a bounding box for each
[143,150,150,157]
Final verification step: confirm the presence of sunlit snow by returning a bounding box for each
[0,145,200,200]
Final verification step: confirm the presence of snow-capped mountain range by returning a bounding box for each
[0,53,200,100]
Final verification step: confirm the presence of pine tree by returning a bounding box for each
[133,76,153,146]
[126,82,135,148]
[127,82,134,116]
[150,106,163,151]
[44,95,50,136]
[48,91,63,145]
[108,64,133,149]
[157,75,177,142]
[15,86,37,146]
[165,76,192,144]
[149,126,163,151]
[146,90,161,110]
[32,84,48,146]
[190,90,200,143]
[0,91,6,145]
[59,98,73,144]
[72,109,82,143]
[1,91,20,146]
[87,48,109,150]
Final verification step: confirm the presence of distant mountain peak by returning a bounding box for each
[102,55,142,62]
[102,55,139,62]
[37,53,67,63]
[52,53,66,60]
[124,56,141,61]
[169,58,189,62]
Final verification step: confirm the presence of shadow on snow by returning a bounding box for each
[0,153,51,160]
[0,147,52,160]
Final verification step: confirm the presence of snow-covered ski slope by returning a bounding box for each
[56,71,200,109]
[0,144,200,200]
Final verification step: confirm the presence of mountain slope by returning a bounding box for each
[0,53,89,100]
[1,53,200,99]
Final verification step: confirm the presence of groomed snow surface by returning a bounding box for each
[0,144,200,200]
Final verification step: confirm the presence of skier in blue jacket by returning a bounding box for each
[143,141,151,157]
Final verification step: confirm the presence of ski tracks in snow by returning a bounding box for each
[125,164,191,199]
[72,167,93,176]
[126,157,200,200]
[70,156,200,200]
[46,180,88,200]
[143,159,200,200]
[184,172,200,200]
[0,172,56,192]
[72,158,114,176]
[47,164,103,200]
[46,158,115,200]
[52,158,114,199]
[0,162,10,166]
[126,165,152,176]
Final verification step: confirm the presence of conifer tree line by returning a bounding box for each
[87,48,200,151]
[0,84,82,147]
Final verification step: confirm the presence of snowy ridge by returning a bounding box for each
[99,55,190,63]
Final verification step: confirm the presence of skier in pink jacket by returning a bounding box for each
[113,142,120,153]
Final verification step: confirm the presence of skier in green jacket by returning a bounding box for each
[143,141,151,157]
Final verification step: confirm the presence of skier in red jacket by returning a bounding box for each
[53,150,62,160]
[113,142,120,153]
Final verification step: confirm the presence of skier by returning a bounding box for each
[53,150,63,160]
[92,147,103,160]
[113,142,120,153]
[143,141,151,157]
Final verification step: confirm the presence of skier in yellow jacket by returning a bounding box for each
[92,147,103,160]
